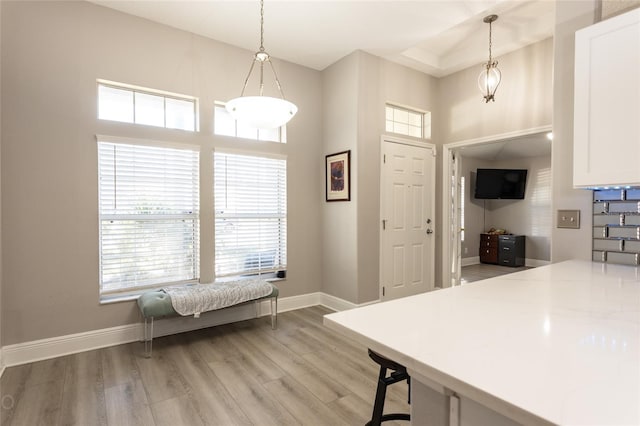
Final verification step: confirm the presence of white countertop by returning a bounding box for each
[324,260,640,425]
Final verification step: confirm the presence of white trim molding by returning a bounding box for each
[2,324,141,367]
[0,292,375,368]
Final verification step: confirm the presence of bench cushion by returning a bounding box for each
[137,283,279,319]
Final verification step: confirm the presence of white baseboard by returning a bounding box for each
[0,291,365,368]
[320,292,359,311]
[461,256,480,267]
[276,291,323,312]
[2,323,140,368]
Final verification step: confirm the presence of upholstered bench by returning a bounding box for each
[137,280,278,356]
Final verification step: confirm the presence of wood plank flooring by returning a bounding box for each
[460,263,530,284]
[0,306,410,425]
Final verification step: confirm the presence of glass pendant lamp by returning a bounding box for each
[226,0,298,129]
[478,14,501,103]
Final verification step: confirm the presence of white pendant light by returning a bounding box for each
[478,14,501,103]
[226,0,297,129]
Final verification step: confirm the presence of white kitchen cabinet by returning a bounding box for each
[573,8,640,188]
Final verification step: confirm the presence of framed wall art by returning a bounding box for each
[325,150,351,202]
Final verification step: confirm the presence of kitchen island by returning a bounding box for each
[324,260,639,425]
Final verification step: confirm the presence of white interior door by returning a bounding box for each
[380,139,435,301]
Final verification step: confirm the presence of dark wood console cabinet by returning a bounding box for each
[479,233,499,264]
[480,234,525,267]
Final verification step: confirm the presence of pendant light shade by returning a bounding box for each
[478,64,501,102]
[226,0,297,129]
[226,96,297,129]
[478,14,501,103]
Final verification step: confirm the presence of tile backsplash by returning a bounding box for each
[592,189,640,265]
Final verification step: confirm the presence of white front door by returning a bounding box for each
[380,139,436,301]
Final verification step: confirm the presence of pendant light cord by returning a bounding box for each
[488,20,493,64]
[259,0,265,52]
[237,0,288,100]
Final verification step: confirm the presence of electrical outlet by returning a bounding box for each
[557,209,580,229]
[464,247,468,254]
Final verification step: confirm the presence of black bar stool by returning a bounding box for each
[366,348,411,426]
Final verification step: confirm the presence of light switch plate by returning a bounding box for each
[557,209,580,229]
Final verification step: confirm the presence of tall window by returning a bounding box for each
[385,104,431,139]
[214,151,287,277]
[214,102,285,143]
[98,80,198,132]
[98,140,200,294]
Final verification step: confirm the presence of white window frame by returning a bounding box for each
[213,149,287,278]
[385,103,431,139]
[97,79,199,132]
[97,136,200,295]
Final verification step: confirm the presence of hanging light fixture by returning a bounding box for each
[226,0,297,129]
[478,14,501,103]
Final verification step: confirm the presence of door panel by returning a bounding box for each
[381,140,435,300]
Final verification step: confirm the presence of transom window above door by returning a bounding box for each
[385,104,431,139]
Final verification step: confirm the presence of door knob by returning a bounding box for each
[426,229,433,234]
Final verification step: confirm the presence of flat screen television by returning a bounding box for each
[474,168,528,199]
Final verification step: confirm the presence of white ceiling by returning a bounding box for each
[90,0,556,77]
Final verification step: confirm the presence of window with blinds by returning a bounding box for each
[214,152,287,277]
[98,140,200,294]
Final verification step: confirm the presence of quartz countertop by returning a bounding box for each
[323,260,640,425]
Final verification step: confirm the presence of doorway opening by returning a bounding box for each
[442,126,553,287]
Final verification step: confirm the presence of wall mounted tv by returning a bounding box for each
[474,168,528,199]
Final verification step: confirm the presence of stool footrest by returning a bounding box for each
[367,348,411,425]
[365,413,411,426]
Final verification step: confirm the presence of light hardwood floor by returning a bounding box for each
[460,263,530,284]
[0,306,410,426]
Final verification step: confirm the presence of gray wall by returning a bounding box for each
[1,1,612,346]
[1,1,323,345]
[462,156,552,262]
[358,54,438,302]
[436,37,553,280]
[550,1,640,264]
[322,53,359,303]
[322,38,553,301]
[322,51,438,304]
[436,38,553,145]
[602,0,640,17]
[551,1,598,264]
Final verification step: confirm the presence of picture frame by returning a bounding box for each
[326,150,351,202]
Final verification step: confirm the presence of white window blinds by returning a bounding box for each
[98,141,200,293]
[214,152,287,277]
